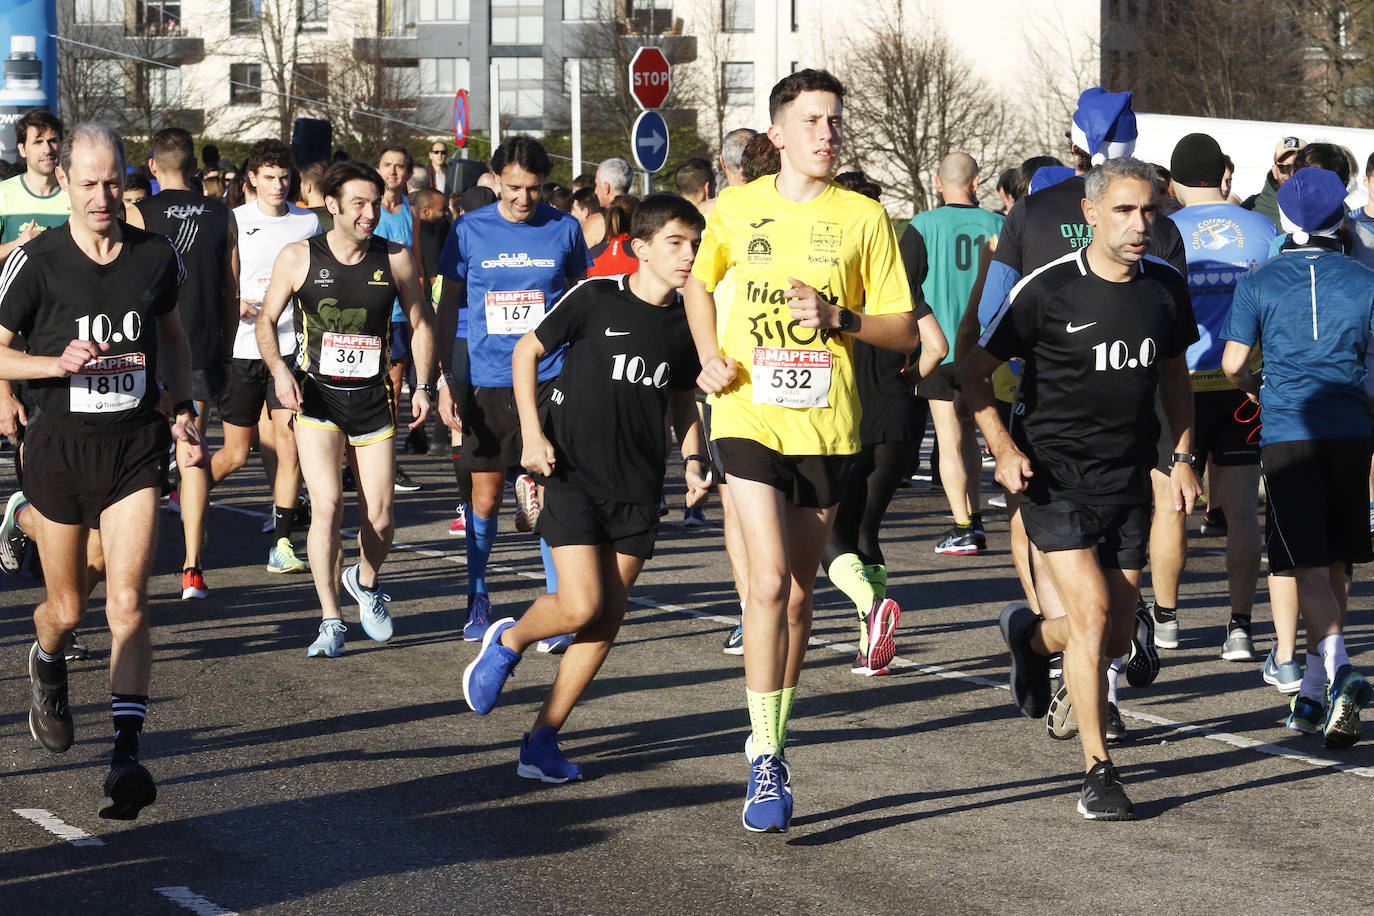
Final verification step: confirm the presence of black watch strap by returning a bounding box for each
[1171,451,1197,469]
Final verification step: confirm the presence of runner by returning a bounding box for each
[685,69,921,832]
[1221,166,1374,748]
[958,157,1200,820]
[461,194,708,781]
[126,127,238,599]
[0,110,69,264]
[0,122,202,819]
[256,160,439,657]
[436,136,590,641]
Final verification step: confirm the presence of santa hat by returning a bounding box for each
[1277,167,1347,245]
[1071,88,1138,166]
[1029,165,1076,195]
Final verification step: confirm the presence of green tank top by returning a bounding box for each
[910,204,1004,362]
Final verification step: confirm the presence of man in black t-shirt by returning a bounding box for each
[958,158,1201,821]
[128,127,239,600]
[461,195,708,783]
[0,122,203,821]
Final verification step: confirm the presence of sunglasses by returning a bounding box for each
[430,149,446,155]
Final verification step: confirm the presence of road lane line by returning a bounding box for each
[155,887,238,915]
[12,809,104,846]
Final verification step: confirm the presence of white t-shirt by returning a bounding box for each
[233,202,321,359]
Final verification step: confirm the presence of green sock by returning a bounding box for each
[864,564,887,599]
[778,685,797,750]
[826,552,875,615]
[745,687,783,757]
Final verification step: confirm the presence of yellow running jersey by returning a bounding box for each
[693,177,912,456]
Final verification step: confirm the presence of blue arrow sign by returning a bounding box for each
[631,110,669,174]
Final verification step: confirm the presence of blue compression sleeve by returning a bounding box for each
[977,260,1022,329]
[539,537,558,593]
[466,511,497,596]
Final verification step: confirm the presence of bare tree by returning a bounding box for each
[1281,0,1374,126]
[674,0,744,146]
[1019,8,1100,162]
[326,41,422,162]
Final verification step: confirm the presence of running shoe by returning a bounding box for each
[1287,694,1325,735]
[514,473,539,533]
[27,641,74,753]
[167,489,181,515]
[65,631,90,662]
[999,603,1051,719]
[1076,758,1133,821]
[180,567,208,600]
[742,752,790,833]
[1,490,32,575]
[1261,647,1302,695]
[266,537,307,574]
[681,506,707,527]
[972,526,988,551]
[743,734,791,787]
[517,727,583,783]
[1149,601,1179,649]
[1105,703,1127,742]
[462,617,519,715]
[1046,681,1077,740]
[1125,600,1160,688]
[394,467,421,492]
[935,527,979,555]
[449,506,467,537]
[852,597,900,676]
[1369,503,1374,534]
[343,564,393,643]
[99,761,156,820]
[988,492,1007,509]
[722,623,744,655]
[1199,506,1228,537]
[1323,665,1373,750]
[307,619,347,658]
[463,592,493,641]
[1220,622,1255,662]
[537,633,575,654]
[657,498,669,518]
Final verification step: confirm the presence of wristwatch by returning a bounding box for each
[1170,451,1198,470]
[835,308,856,333]
[416,383,438,397]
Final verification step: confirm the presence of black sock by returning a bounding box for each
[1153,603,1177,622]
[1229,615,1251,630]
[34,643,66,683]
[970,512,984,530]
[273,505,293,542]
[111,693,147,765]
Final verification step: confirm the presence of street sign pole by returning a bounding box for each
[489,62,501,149]
[628,47,671,188]
[571,59,582,180]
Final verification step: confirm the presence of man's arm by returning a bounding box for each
[912,313,948,381]
[224,209,241,362]
[125,204,146,229]
[1221,340,1259,400]
[255,243,308,411]
[394,243,433,429]
[0,227,42,264]
[156,307,204,467]
[684,274,736,393]
[513,330,554,476]
[670,388,709,507]
[1157,352,1201,513]
[955,346,1032,494]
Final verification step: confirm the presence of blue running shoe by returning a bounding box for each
[1261,647,1302,695]
[722,623,744,656]
[517,727,583,783]
[536,633,575,654]
[463,617,519,715]
[742,752,789,833]
[1324,665,1373,750]
[343,564,392,643]
[463,593,493,642]
[1287,694,1325,735]
[307,619,346,658]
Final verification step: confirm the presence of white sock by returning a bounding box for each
[1300,652,1326,701]
[1106,659,1121,705]
[1318,634,1351,684]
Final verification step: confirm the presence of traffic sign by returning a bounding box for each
[631,110,669,173]
[629,47,671,110]
[452,88,469,148]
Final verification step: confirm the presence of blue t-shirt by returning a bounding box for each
[1347,208,1374,268]
[1222,244,1374,444]
[1168,203,1277,376]
[376,197,414,323]
[438,202,591,387]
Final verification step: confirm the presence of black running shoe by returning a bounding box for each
[27,641,74,753]
[1077,758,1133,821]
[65,630,90,662]
[99,761,157,820]
[394,467,421,492]
[999,603,1051,718]
[1105,702,1127,742]
[1125,600,1160,688]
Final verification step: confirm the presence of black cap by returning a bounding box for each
[1170,132,1226,188]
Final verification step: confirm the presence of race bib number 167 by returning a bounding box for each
[485,290,545,335]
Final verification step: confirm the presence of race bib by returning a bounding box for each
[70,353,146,413]
[485,290,545,335]
[751,347,831,409]
[319,331,382,379]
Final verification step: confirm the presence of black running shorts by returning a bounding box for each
[1261,437,1373,573]
[220,358,288,427]
[191,363,228,404]
[458,380,554,473]
[1020,497,1149,571]
[917,363,958,402]
[296,375,396,446]
[23,418,171,528]
[714,437,853,509]
[536,478,659,559]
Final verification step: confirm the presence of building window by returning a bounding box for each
[91,59,125,98]
[231,0,261,33]
[722,0,753,31]
[562,0,607,20]
[790,0,798,31]
[74,0,122,23]
[722,61,753,107]
[230,62,262,105]
[138,64,181,107]
[492,56,543,119]
[381,0,417,35]
[299,0,327,31]
[420,58,471,94]
[295,62,328,101]
[629,0,672,33]
[419,0,469,21]
[381,63,419,107]
[490,0,543,44]
[135,0,182,34]
[562,57,615,95]
[1109,0,1119,20]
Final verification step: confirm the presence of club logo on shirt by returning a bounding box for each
[1190,219,1246,252]
[749,218,776,228]
[480,252,556,269]
[368,268,389,287]
[163,205,205,220]
[810,222,842,250]
[1060,223,1091,249]
[747,236,772,265]
[315,267,335,288]
[246,227,261,235]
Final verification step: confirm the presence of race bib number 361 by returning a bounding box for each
[320,331,382,379]
[70,353,146,413]
[485,289,545,335]
[752,347,831,408]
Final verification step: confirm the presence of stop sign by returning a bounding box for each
[629,47,671,110]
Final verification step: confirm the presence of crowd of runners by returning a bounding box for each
[1,68,1372,831]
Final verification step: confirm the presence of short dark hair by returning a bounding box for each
[1013,155,1064,201]
[674,157,714,196]
[150,127,196,177]
[740,133,781,183]
[321,160,384,202]
[768,68,844,123]
[201,143,219,168]
[246,138,294,174]
[630,193,705,242]
[833,170,881,200]
[125,166,153,196]
[16,109,62,151]
[572,170,595,190]
[299,160,327,187]
[572,186,602,214]
[491,135,551,180]
[1296,142,1351,187]
[549,185,574,212]
[376,145,413,170]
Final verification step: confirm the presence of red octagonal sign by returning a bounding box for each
[629,46,671,110]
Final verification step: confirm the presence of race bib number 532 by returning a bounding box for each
[751,347,831,408]
[485,290,545,335]
[70,353,146,413]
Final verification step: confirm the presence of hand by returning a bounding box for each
[173,415,205,469]
[1171,462,1202,514]
[696,354,737,394]
[0,391,27,437]
[54,339,110,377]
[239,299,263,320]
[15,224,42,247]
[436,385,462,431]
[684,463,711,507]
[520,430,556,477]
[784,277,834,328]
[408,390,431,429]
[993,445,1034,494]
[272,368,301,412]
[156,384,175,415]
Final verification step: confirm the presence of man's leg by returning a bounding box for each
[211,421,257,483]
[1212,463,1261,660]
[269,407,302,544]
[351,434,397,588]
[178,411,211,577]
[1006,497,1041,615]
[295,422,348,621]
[929,399,971,527]
[1147,467,1186,642]
[25,508,88,753]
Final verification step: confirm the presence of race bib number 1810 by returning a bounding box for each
[751,347,831,408]
[70,353,146,413]
[485,290,545,335]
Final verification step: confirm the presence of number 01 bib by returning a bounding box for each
[70,353,147,413]
[319,331,382,379]
[485,290,545,335]
[751,347,831,409]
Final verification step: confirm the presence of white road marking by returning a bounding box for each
[12,808,104,846]
[155,887,238,915]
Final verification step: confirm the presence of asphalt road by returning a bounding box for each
[1,430,1371,915]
